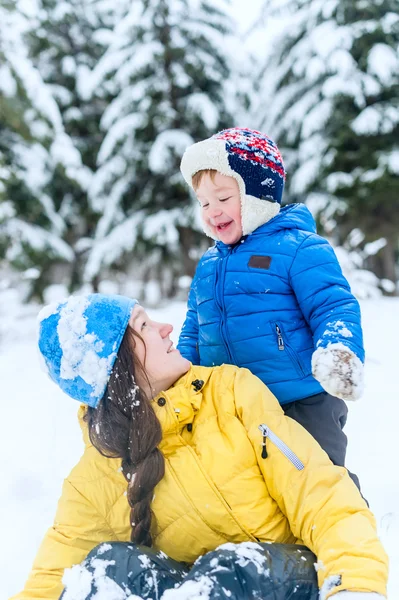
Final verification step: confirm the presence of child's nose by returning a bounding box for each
[209,205,223,218]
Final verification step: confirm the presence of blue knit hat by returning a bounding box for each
[37,294,138,407]
[180,128,286,238]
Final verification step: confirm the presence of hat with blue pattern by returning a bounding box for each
[37,294,138,407]
[180,128,286,238]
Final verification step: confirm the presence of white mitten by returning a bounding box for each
[331,592,385,599]
[311,343,364,401]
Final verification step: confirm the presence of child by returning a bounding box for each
[178,127,364,482]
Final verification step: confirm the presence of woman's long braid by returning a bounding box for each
[85,328,165,547]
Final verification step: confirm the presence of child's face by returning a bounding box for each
[196,172,243,244]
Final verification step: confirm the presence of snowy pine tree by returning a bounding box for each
[84,0,234,295]
[0,0,76,298]
[255,0,399,289]
[27,0,124,292]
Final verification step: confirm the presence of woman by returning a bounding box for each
[13,294,387,600]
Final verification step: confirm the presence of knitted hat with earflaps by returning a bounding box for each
[180,127,286,240]
[37,294,138,407]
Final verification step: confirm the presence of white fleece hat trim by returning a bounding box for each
[180,138,280,240]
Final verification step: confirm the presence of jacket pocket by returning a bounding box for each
[259,424,304,470]
[272,322,306,377]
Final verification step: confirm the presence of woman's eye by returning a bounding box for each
[141,321,147,330]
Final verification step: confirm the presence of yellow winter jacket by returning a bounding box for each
[12,364,388,600]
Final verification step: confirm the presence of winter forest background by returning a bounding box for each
[1,1,399,598]
[1,0,398,304]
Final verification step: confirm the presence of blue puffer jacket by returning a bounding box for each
[177,204,364,404]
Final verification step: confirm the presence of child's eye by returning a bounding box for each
[219,197,231,202]
[141,321,147,330]
[201,203,209,209]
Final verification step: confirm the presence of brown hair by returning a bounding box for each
[84,327,164,547]
[192,168,218,191]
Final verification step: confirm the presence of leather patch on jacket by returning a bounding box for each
[248,255,272,270]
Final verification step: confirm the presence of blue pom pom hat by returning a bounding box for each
[37,294,138,407]
[180,128,286,240]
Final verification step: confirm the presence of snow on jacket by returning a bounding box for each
[13,365,387,600]
[178,204,364,404]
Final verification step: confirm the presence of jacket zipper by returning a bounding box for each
[276,324,285,350]
[274,324,305,376]
[215,251,235,363]
[258,424,304,470]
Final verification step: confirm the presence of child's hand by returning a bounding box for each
[311,343,364,401]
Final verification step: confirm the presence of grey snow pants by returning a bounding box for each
[283,391,362,493]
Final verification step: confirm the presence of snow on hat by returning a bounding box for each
[37,294,138,407]
[180,127,286,238]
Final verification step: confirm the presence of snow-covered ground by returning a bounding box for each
[1,292,398,599]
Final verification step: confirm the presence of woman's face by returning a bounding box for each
[129,304,190,397]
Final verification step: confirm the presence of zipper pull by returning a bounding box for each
[258,423,305,470]
[261,435,268,458]
[259,424,268,459]
[276,325,284,350]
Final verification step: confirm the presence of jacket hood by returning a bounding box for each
[78,365,213,445]
[252,204,317,236]
[215,204,317,250]
[78,405,91,447]
[153,365,213,438]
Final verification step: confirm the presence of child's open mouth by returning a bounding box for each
[216,221,233,231]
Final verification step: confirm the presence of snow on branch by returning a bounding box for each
[149,130,194,174]
[84,211,143,282]
[3,218,74,262]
